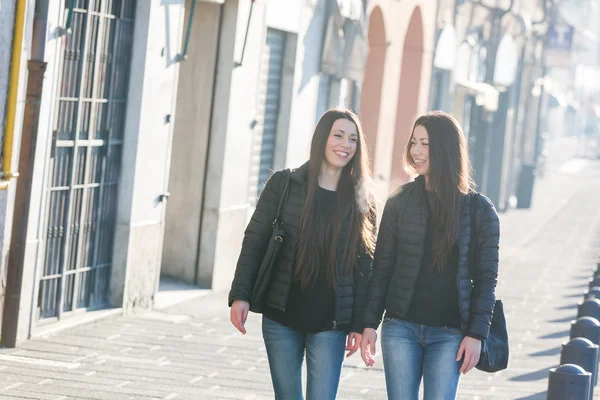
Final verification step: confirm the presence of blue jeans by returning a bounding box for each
[382,318,464,400]
[262,316,347,400]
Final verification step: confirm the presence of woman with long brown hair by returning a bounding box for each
[229,109,377,399]
[360,111,500,399]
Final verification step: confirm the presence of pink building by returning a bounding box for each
[360,0,437,199]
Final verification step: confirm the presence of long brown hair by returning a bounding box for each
[295,109,376,288]
[404,111,474,271]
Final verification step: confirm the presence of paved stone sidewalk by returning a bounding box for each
[1,158,600,400]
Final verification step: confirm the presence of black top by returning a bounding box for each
[392,216,462,329]
[263,186,338,333]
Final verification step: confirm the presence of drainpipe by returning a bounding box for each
[2,0,50,348]
[0,0,28,190]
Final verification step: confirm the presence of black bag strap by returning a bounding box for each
[273,170,292,227]
[469,192,479,275]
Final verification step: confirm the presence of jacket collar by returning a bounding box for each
[290,161,310,184]
[415,175,427,199]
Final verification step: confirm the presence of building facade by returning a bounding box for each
[428,0,547,211]
[0,0,388,345]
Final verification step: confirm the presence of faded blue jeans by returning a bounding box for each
[382,318,464,400]
[262,315,347,400]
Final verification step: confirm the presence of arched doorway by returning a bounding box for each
[390,7,424,188]
[360,6,386,168]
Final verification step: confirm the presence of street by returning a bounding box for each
[1,154,600,400]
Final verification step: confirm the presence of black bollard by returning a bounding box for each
[547,364,591,400]
[586,287,600,301]
[578,298,600,321]
[560,338,599,395]
[571,317,600,347]
[590,277,600,290]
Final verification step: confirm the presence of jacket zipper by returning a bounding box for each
[332,284,338,330]
[405,201,427,313]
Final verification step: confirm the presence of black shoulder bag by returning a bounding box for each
[249,171,292,313]
[470,193,509,373]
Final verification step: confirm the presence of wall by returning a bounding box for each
[161,1,223,285]
[0,0,38,342]
[0,0,18,333]
[197,0,255,291]
[284,0,328,168]
[363,0,436,202]
[198,0,321,291]
[110,0,186,311]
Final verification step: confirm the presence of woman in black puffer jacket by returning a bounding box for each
[360,111,500,400]
[228,109,377,400]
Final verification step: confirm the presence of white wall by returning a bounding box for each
[198,0,323,290]
[284,0,328,168]
[110,0,186,310]
[198,0,266,290]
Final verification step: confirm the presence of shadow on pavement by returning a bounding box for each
[568,283,586,289]
[529,347,561,357]
[514,391,546,400]
[549,315,576,323]
[556,304,578,310]
[538,330,570,340]
[510,366,554,382]
[564,292,586,299]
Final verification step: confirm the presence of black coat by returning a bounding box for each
[363,176,500,339]
[228,162,375,333]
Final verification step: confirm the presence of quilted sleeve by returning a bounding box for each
[467,195,500,339]
[362,198,398,329]
[350,205,378,333]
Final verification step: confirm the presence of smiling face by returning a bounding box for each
[323,118,358,170]
[409,125,430,176]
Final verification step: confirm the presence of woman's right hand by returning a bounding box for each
[360,327,378,367]
[230,300,250,335]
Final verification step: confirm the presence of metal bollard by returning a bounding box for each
[571,317,600,346]
[578,298,600,321]
[547,364,591,400]
[585,287,600,300]
[560,338,599,395]
[590,277,600,289]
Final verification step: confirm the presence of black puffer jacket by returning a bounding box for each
[228,162,375,333]
[363,176,499,339]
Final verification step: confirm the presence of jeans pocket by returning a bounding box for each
[382,317,396,327]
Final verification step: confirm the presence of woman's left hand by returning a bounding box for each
[456,336,482,374]
[346,332,362,358]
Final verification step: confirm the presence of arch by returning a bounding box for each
[390,6,424,187]
[359,6,387,169]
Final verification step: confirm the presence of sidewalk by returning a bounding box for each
[1,158,600,400]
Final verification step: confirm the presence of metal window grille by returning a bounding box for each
[37,0,136,320]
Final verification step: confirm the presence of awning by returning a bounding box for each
[455,80,500,112]
[321,0,367,81]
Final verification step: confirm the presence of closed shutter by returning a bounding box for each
[249,28,286,203]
